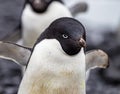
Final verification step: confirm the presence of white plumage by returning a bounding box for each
[18,39,86,94]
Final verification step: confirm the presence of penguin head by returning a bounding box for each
[27,0,63,13]
[36,17,86,55]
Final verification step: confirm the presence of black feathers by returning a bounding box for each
[36,17,86,55]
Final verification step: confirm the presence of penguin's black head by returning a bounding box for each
[36,17,86,55]
[27,0,63,13]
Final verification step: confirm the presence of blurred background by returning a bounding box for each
[0,0,120,94]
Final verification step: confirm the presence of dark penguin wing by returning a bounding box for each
[69,2,88,16]
[0,41,31,66]
[86,49,109,71]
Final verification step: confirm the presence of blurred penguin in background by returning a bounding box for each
[20,0,88,47]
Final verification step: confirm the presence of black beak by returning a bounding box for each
[34,0,41,5]
[33,0,43,10]
[79,38,86,47]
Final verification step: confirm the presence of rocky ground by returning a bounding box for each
[0,59,22,94]
[0,0,120,94]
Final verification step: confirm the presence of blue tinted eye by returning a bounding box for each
[62,34,68,39]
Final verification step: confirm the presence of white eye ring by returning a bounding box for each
[62,34,68,39]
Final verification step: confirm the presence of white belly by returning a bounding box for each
[22,2,72,47]
[18,39,86,94]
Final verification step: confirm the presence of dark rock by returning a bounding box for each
[3,86,18,94]
[0,86,4,94]
[0,59,22,94]
[87,69,120,94]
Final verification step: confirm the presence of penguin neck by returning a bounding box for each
[18,39,86,94]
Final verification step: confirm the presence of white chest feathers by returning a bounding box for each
[22,2,72,47]
[18,39,86,94]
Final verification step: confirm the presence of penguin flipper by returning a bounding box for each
[86,49,109,71]
[69,2,88,16]
[0,41,31,66]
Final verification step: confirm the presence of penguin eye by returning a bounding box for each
[62,34,69,39]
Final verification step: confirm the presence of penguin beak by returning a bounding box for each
[79,38,86,47]
[33,0,42,9]
[34,0,41,5]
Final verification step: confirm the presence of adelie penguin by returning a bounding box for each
[20,0,88,48]
[0,18,109,94]
[21,0,72,47]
